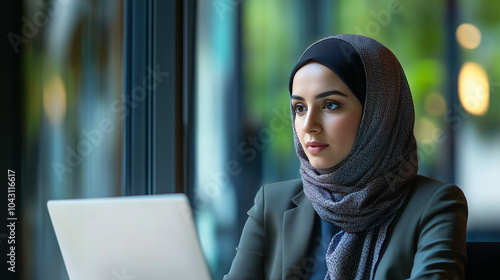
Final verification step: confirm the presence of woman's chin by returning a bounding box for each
[309,160,338,170]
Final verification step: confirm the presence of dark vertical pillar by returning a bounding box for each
[123,0,149,195]
[293,0,320,44]
[123,0,189,195]
[183,0,197,197]
[444,0,459,183]
[0,2,23,279]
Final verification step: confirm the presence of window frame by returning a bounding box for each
[122,0,196,195]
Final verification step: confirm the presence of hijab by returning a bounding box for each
[289,37,366,106]
[289,34,418,279]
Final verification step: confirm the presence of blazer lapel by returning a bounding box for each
[282,190,317,279]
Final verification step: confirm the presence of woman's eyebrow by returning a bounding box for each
[291,90,347,101]
[315,90,347,99]
[290,95,305,101]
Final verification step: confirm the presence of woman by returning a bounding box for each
[225,34,468,280]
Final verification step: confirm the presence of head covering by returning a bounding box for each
[289,34,418,279]
[289,37,366,106]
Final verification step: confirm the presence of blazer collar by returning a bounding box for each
[282,190,317,279]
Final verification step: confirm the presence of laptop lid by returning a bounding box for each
[47,194,211,280]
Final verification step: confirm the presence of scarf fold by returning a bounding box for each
[290,34,418,280]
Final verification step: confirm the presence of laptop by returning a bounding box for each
[47,193,211,280]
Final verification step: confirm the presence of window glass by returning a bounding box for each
[456,0,500,239]
[194,1,239,278]
[21,1,123,279]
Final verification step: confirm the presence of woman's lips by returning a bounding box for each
[306,141,329,154]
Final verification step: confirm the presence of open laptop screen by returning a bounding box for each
[47,194,211,280]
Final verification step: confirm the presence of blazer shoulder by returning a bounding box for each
[375,175,468,279]
[409,175,466,206]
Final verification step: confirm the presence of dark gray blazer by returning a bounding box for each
[225,175,468,280]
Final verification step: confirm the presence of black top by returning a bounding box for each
[307,218,341,279]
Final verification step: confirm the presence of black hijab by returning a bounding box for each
[289,37,366,106]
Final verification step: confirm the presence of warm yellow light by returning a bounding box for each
[414,117,437,143]
[43,75,67,124]
[458,62,489,116]
[456,23,481,49]
[424,92,447,116]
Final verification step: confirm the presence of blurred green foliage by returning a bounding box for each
[243,0,296,161]
[460,0,500,133]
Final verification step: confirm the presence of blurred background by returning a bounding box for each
[1,0,499,279]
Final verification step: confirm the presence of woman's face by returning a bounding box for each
[291,62,363,169]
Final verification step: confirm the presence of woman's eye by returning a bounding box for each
[324,101,338,110]
[294,104,306,114]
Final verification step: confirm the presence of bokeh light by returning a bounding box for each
[458,62,489,116]
[43,75,67,125]
[414,116,437,143]
[425,92,447,116]
[456,23,481,49]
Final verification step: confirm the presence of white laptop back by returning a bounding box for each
[47,194,211,280]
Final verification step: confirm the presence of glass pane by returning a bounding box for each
[21,0,124,279]
[456,0,500,239]
[194,1,239,278]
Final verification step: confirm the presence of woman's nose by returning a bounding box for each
[302,110,321,134]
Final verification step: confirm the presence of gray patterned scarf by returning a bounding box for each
[289,34,418,279]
